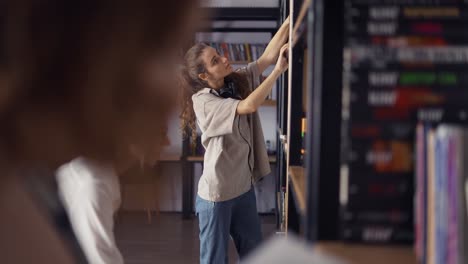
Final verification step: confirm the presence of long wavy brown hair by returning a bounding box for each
[179,43,251,144]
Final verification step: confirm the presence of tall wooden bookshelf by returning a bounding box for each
[282,0,468,261]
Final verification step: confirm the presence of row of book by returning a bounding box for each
[415,123,468,264]
[207,42,267,63]
[341,1,468,243]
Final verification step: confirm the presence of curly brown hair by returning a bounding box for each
[179,43,251,145]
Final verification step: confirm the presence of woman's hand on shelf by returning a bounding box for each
[257,16,290,73]
[274,43,289,74]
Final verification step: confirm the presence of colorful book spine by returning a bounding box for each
[426,128,436,264]
[415,123,427,263]
[434,127,448,264]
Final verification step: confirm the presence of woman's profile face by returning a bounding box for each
[200,46,234,82]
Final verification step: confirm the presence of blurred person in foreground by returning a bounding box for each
[0,0,201,263]
[55,128,170,264]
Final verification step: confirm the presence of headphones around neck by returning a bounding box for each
[219,78,238,99]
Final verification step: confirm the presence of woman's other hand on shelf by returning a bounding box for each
[257,17,290,73]
[237,44,288,115]
[274,44,289,74]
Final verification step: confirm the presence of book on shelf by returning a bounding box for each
[415,123,468,264]
[415,124,428,264]
[348,123,414,140]
[342,208,412,226]
[348,139,413,174]
[345,178,413,213]
[341,223,413,244]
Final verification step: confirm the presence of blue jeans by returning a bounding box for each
[196,187,262,264]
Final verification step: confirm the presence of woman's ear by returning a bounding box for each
[198,73,208,81]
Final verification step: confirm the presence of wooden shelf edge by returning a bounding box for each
[187,156,204,162]
[288,166,306,214]
[314,242,417,264]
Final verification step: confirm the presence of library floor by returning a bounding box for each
[115,212,277,264]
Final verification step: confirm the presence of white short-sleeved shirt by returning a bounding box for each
[192,62,271,202]
[56,157,123,264]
